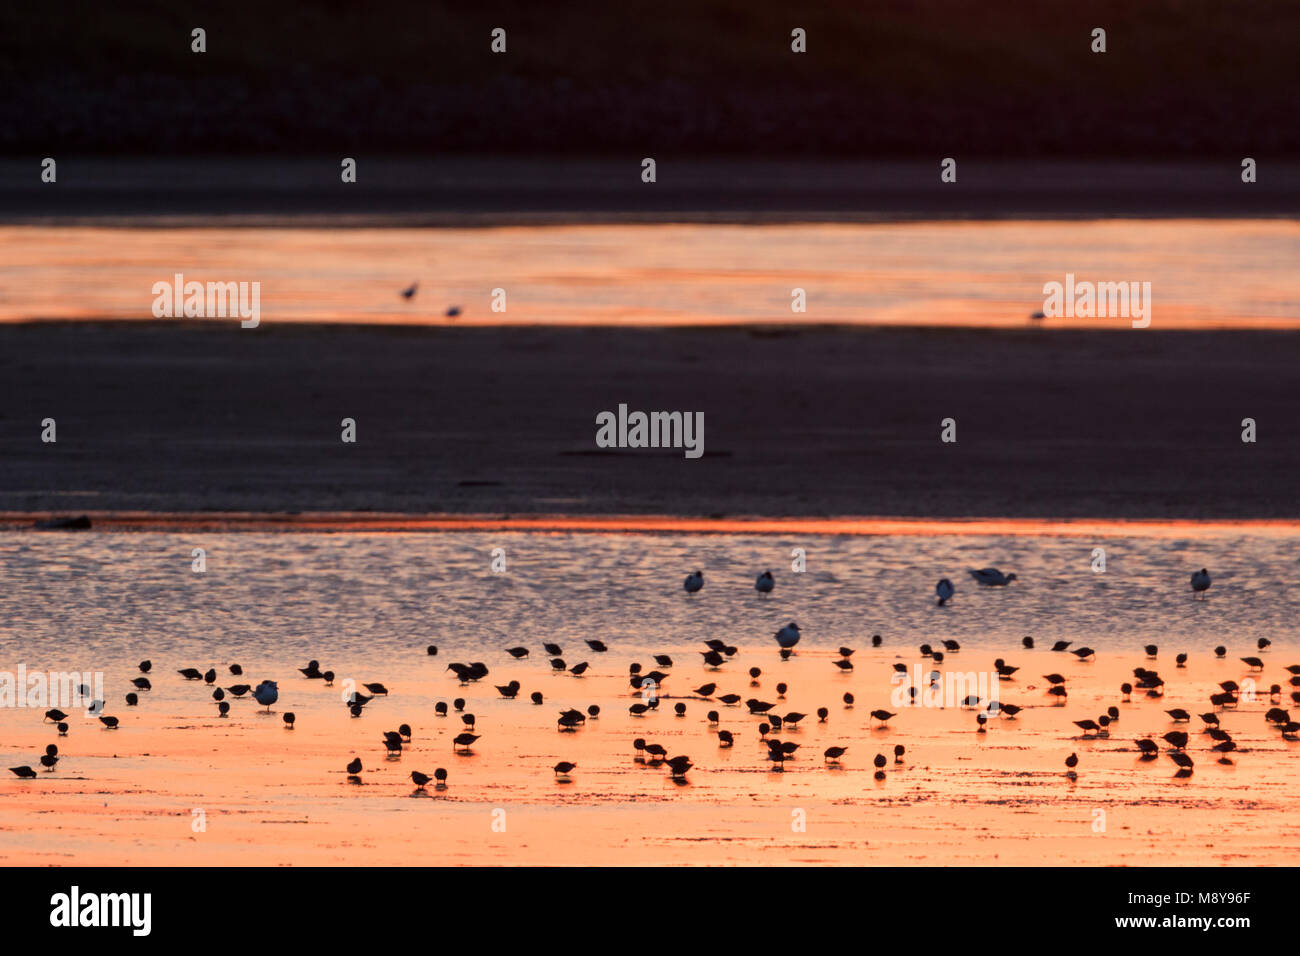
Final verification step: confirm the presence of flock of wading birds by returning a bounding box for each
[9,564,1299,787]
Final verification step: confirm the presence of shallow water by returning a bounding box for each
[2,220,1298,327]
[0,529,1295,668]
[1,529,1297,865]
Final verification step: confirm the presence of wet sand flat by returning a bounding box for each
[2,647,1297,866]
[1,322,1297,519]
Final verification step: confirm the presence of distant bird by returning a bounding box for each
[363,683,389,696]
[543,643,562,656]
[774,622,801,649]
[1190,568,1211,597]
[228,684,251,697]
[9,766,37,779]
[426,645,438,656]
[453,733,480,752]
[570,662,590,677]
[1165,709,1190,722]
[218,702,230,717]
[1162,731,1189,750]
[695,683,716,697]
[410,771,432,789]
[203,669,216,684]
[1241,657,1264,671]
[553,761,577,777]
[1175,653,1187,667]
[872,634,883,647]
[506,647,530,659]
[870,710,896,727]
[833,659,853,672]
[1043,673,1066,685]
[1072,647,1095,660]
[1065,752,1078,769]
[755,570,774,594]
[401,282,418,300]
[283,712,295,728]
[1144,644,1159,657]
[178,668,202,680]
[399,724,412,741]
[132,677,151,690]
[496,681,521,698]
[530,692,543,705]
[1215,646,1226,658]
[586,640,608,652]
[1074,719,1100,736]
[138,660,152,673]
[44,709,68,723]
[252,680,278,712]
[1050,641,1071,652]
[125,693,138,706]
[1258,638,1271,651]
[434,768,448,786]
[346,757,362,775]
[445,305,461,318]
[936,578,955,605]
[824,746,848,762]
[57,722,68,735]
[229,663,243,675]
[1135,738,1158,756]
[299,660,323,679]
[98,716,119,729]
[684,570,704,593]
[653,654,673,667]
[969,568,1017,587]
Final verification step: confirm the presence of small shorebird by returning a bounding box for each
[755,570,774,594]
[553,761,577,778]
[506,647,529,658]
[824,746,847,762]
[9,766,37,779]
[969,568,1017,587]
[683,570,704,594]
[935,578,955,605]
[1190,568,1211,597]
[453,733,480,753]
[401,282,418,299]
[178,668,202,680]
[411,770,432,789]
[496,681,521,698]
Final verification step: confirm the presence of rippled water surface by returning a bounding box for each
[2,529,1296,668]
